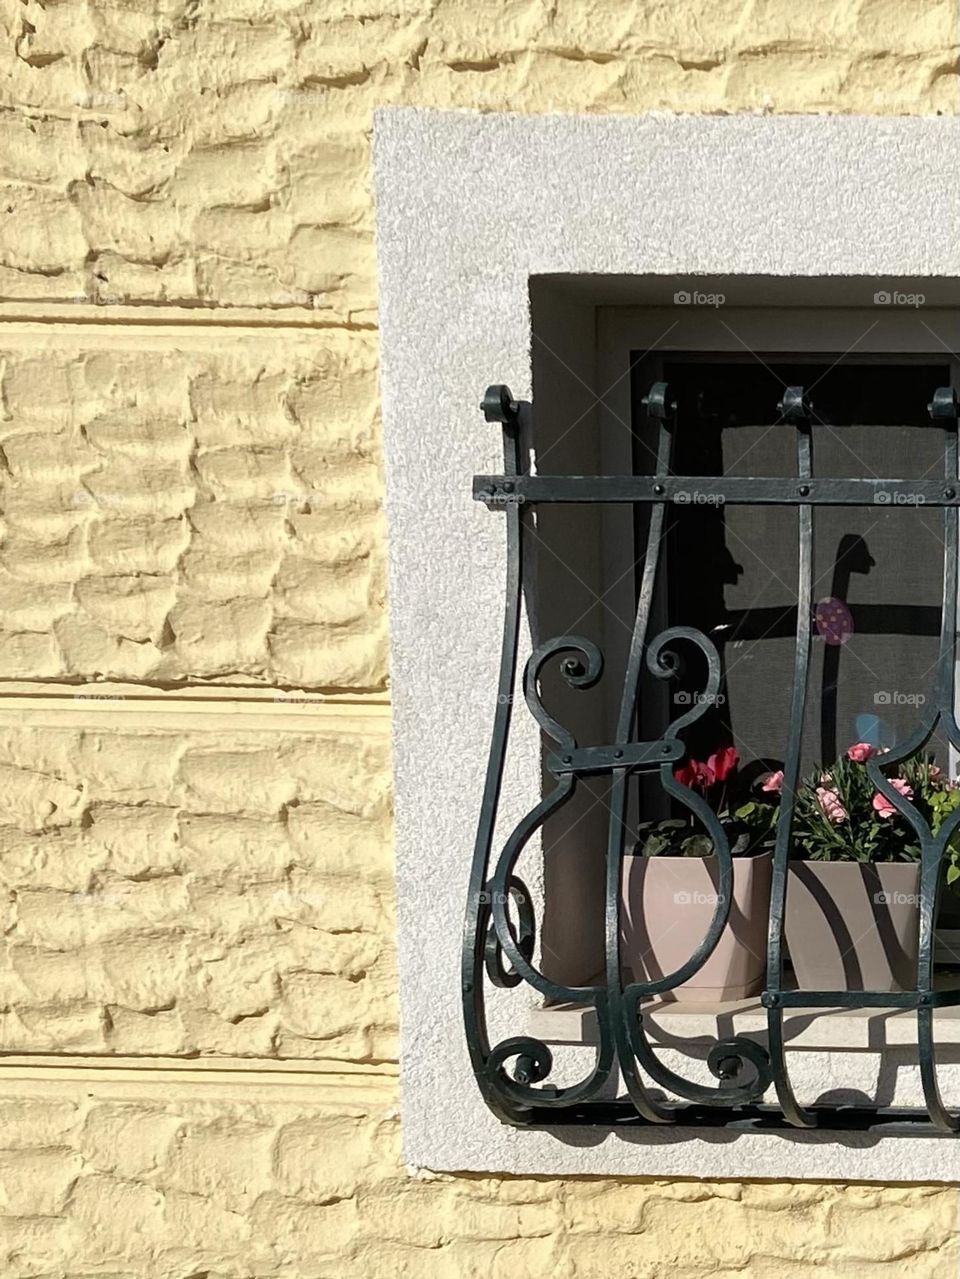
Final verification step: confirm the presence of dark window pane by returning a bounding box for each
[635,360,950,776]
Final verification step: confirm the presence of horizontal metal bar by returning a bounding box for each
[547,739,683,777]
[474,475,960,507]
[762,988,960,1010]
[518,1101,960,1135]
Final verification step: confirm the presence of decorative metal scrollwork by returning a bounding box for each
[483,876,534,989]
[463,378,960,1135]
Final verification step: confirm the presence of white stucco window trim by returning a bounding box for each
[374,106,960,1181]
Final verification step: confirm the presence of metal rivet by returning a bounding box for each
[662,744,672,754]
[653,483,665,495]
[562,754,572,764]
[614,749,623,759]
[945,488,956,500]
[503,480,514,493]
[798,484,810,497]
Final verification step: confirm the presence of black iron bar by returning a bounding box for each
[467,389,618,1117]
[917,388,960,1132]
[609,387,775,1111]
[603,389,677,1124]
[475,475,960,507]
[547,738,684,776]
[766,989,960,1009]
[764,389,816,1128]
[461,388,528,1125]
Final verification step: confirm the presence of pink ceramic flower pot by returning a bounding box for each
[620,851,773,1001]
[784,860,920,992]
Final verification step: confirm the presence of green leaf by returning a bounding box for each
[681,834,714,858]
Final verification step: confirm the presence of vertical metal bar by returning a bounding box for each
[624,672,772,1104]
[764,389,816,1128]
[918,388,960,1132]
[605,385,675,1123]
[613,384,772,1111]
[462,388,527,1123]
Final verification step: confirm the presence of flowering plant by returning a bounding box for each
[750,744,960,872]
[637,745,766,858]
[640,740,960,883]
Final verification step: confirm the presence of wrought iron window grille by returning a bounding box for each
[463,378,960,1136]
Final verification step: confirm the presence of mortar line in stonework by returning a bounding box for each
[0,1058,402,1095]
[0,685,390,696]
[0,699,393,736]
[0,1051,399,1075]
[0,683,391,706]
[0,306,377,333]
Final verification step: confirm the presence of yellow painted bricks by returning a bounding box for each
[0,0,957,1273]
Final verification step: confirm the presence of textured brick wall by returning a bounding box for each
[0,327,386,687]
[0,717,395,1059]
[0,0,958,1274]
[0,1076,957,1277]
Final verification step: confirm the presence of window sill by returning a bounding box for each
[529,973,960,1052]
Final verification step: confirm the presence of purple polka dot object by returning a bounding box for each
[815,597,854,647]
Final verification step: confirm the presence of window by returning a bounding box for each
[376,106,960,1178]
[640,358,949,775]
[466,306,960,1135]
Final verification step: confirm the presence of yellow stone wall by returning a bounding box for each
[0,0,958,1273]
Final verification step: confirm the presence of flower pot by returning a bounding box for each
[620,851,772,1001]
[784,861,920,992]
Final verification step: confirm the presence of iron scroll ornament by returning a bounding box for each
[463,379,960,1135]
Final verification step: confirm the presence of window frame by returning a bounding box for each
[375,105,960,1180]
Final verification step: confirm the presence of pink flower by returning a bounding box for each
[847,742,876,763]
[872,777,914,819]
[929,764,944,783]
[762,770,784,794]
[816,787,848,824]
[707,746,739,784]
